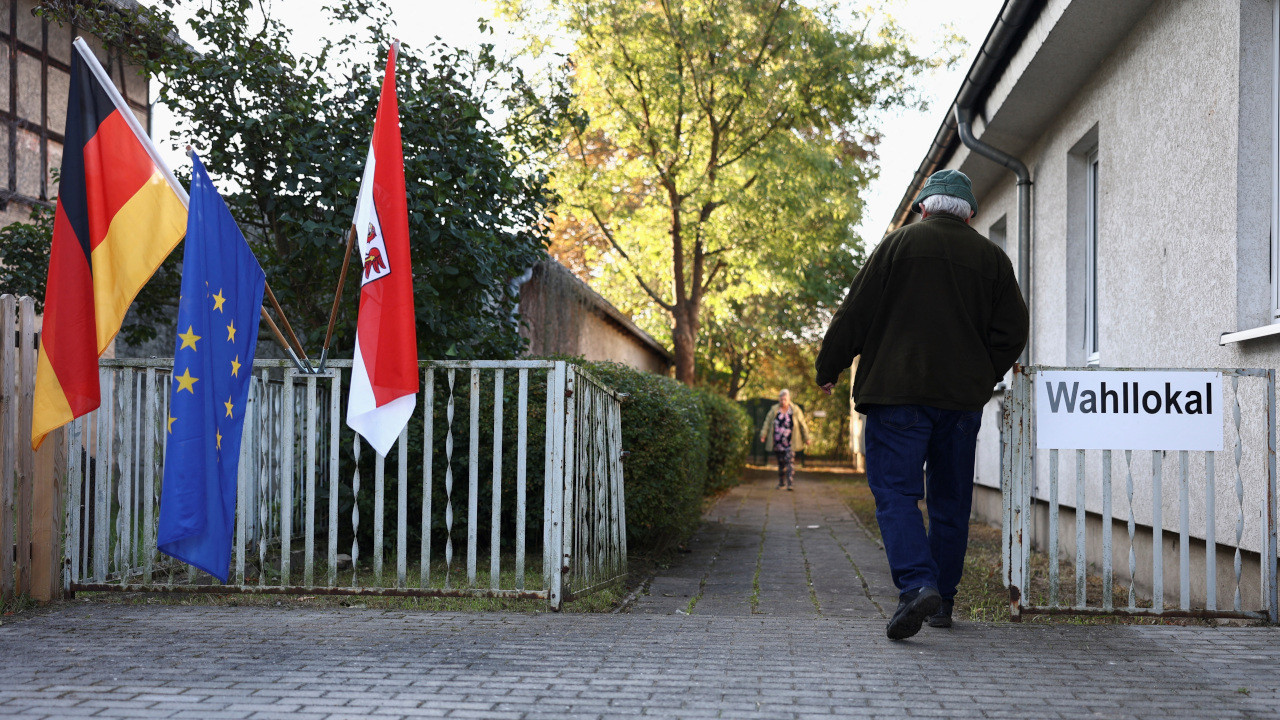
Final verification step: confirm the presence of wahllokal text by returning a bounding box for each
[1044,381,1213,416]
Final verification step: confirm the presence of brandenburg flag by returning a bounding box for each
[346,42,418,457]
[31,39,187,449]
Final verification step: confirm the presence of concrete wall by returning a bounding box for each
[974,485,1265,611]
[518,260,673,376]
[922,0,1280,607]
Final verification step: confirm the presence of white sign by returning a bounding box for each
[1035,370,1222,451]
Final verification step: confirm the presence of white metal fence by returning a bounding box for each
[1003,365,1278,622]
[64,358,628,610]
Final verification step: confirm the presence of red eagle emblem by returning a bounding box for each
[363,246,386,279]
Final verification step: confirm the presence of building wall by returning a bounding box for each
[518,260,673,376]
[0,0,151,227]
[930,0,1279,603]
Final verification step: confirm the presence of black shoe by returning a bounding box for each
[786,485,793,491]
[927,599,954,628]
[886,586,943,640]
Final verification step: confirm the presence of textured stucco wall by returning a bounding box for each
[937,0,1280,560]
[518,261,672,376]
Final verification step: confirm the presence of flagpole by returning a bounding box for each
[318,223,358,372]
[177,145,312,374]
[74,37,189,206]
[319,39,402,374]
[260,307,305,372]
[70,48,316,377]
[263,283,314,373]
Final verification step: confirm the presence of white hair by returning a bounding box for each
[779,389,790,397]
[920,194,973,218]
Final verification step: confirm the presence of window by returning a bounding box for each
[988,215,1007,253]
[1067,126,1098,362]
[1084,151,1100,365]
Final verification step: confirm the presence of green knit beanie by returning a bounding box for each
[912,169,978,217]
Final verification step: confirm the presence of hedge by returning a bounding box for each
[335,360,743,565]
[584,362,709,554]
[697,388,753,494]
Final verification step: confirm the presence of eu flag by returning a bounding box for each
[157,152,265,582]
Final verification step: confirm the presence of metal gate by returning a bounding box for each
[62,359,627,610]
[1003,365,1278,622]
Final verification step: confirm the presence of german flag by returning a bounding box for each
[32,42,187,449]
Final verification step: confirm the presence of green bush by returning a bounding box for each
[333,367,553,568]
[584,362,708,554]
[333,359,711,565]
[697,388,752,494]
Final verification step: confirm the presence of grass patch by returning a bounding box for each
[0,594,38,617]
[790,493,821,614]
[825,472,1228,626]
[74,586,620,613]
[749,493,768,614]
[71,553,627,613]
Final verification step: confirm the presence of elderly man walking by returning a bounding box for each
[815,170,1028,640]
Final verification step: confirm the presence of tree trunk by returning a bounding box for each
[727,357,744,400]
[672,302,698,385]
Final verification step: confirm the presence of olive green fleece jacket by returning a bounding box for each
[815,214,1029,413]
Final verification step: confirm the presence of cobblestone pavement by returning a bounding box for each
[633,468,897,617]
[2,469,1280,719]
[1,604,1279,719]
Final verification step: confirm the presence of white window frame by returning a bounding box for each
[988,215,1008,254]
[1085,150,1100,366]
[1272,0,1280,321]
[1223,1,1280,343]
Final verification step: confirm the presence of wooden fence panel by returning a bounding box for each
[0,294,64,603]
[1,295,16,602]
[16,297,35,596]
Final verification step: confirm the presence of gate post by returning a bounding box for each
[1001,380,1013,590]
[1005,365,1030,622]
[1266,370,1278,623]
[546,362,567,611]
[558,368,578,608]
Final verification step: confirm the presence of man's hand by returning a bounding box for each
[818,382,835,396]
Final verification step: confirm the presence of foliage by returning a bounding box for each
[38,0,561,359]
[334,365,554,563]
[499,0,955,383]
[696,247,863,399]
[741,342,854,459]
[0,204,55,308]
[335,358,714,563]
[696,388,751,494]
[585,361,708,553]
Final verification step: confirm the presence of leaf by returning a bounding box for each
[41,0,561,362]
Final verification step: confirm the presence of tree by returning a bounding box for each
[500,0,947,383]
[697,248,862,399]
[32,0,562,357]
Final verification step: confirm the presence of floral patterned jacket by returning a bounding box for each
[758,403,811,453]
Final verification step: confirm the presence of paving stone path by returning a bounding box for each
[1,468,1279,719]
[633,468,897,618]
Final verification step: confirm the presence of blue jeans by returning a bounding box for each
[864,404,982,600]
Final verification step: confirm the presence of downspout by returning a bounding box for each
[955,106,1033,365]
[956,105,1036,550]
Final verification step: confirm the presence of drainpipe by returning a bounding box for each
[955,105,1033,365]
